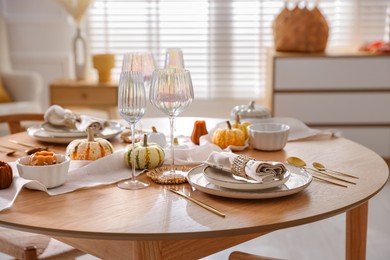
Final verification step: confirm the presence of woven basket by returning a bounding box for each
[273,4,329,52]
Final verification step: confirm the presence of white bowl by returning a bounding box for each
[247,123,290,151]
[16,154,70,188]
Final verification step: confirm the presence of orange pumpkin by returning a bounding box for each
[230,114,251,140]
[212,121,245,149]
[191,120,208,145]
[0,160,13,189]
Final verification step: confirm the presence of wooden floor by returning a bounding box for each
[0,173,389,260]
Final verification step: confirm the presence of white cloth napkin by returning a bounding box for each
[204,151,287,183]
[0,150,139,212]
[44,105,108,132]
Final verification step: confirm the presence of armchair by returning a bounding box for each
[0,16,44,134]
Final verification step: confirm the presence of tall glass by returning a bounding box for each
[117,71,150,190]
[149,68,194,177]
[122,51,156,90]
[164,48,185,69]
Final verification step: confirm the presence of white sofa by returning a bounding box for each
[0,16,43,135]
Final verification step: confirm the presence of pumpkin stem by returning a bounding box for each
[152,126,158,133]
[235,113,241,124]
[86,127,95,142]
[143,134,148,147]
[226,121,232,130]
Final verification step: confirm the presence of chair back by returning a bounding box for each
[0,113,44,134]
[0,16,11,72]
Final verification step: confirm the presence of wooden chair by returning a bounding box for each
[0,113,85,259]
[0,113,44,134]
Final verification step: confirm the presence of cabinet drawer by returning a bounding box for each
[274,92,390,124]
[274,56,390,90]
[51,86,117,106]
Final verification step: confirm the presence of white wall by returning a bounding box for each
[1,0,76,109]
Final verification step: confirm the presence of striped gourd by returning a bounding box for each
[66,127,114,160]
[124,134,165,170]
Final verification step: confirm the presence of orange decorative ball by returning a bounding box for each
[0,160,13,189]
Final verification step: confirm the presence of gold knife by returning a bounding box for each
[168,188,226,218]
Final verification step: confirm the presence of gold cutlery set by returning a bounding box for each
[0,140,50,156]
[286,156,358,188]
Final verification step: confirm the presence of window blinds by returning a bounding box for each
[87,0,390,100]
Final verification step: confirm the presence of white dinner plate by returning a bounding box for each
[203,165,290,190]
[27,122,125,144]
[187,164,312,199]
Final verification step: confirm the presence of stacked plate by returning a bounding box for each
[27,121,125,144]
[187,164,312,199]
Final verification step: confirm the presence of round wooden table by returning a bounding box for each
[0,117,388,260]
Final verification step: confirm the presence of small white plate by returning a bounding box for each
[187,164,312,199]
[203,165,290,190]
[27,122,125,144]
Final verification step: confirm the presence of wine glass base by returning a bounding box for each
[147,166,190,184]
[117,179,150,190]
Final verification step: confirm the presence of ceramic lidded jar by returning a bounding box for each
[230,101,271,120]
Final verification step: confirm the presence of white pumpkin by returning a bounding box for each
[66,127,114,160]
[147,126,167,147]
[125,134,165,170]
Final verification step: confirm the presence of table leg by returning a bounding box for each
[346,201,368,260]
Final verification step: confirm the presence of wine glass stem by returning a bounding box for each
[169,116,175,173]
[131,123,136,182]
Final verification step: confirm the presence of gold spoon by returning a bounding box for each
[0,144,43,155]
[0,148,17,156]
[312,162,359,179]
[286,156,356,185]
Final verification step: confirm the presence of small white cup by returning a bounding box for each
[248,123,290,151]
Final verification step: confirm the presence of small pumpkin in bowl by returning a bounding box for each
[0,161,13,189]
[124,134,165,170]
[212,121,246,149]
[230,114,251,140]
[66,127,114,160]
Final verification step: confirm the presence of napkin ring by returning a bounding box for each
[231,155,254,178]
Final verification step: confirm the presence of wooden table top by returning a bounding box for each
[0,117,388,242]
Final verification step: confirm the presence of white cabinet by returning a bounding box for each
[266,51,390,158]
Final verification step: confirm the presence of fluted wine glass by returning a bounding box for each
[122,51,156,90]
[149,68,194,178]
[117,71,150,190]
[164,48,184,69]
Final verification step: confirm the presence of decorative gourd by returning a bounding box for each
[147,126,167,147]
[124,134,165,170]
[230,114,250,140]
[0,160,13,189]
[212,121,246,149]
[29,151,56,166]
[191,120,208,145]
[66,127,114,160]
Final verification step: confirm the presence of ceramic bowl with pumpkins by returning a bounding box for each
[16,151,71,189]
